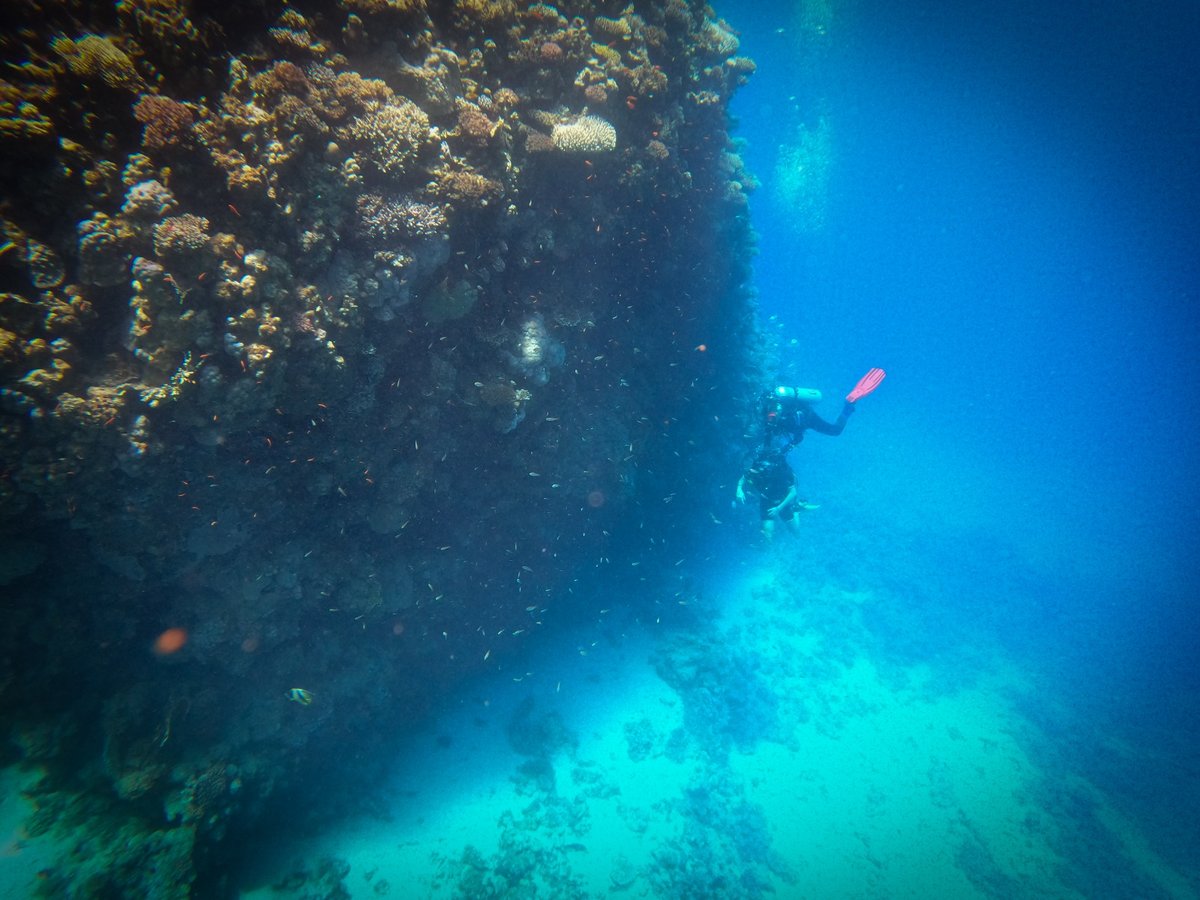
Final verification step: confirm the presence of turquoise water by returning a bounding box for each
[233,512,1195,897]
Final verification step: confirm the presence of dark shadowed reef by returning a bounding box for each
[0,1,762,894]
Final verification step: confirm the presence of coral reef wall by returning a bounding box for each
[0,0,760,893]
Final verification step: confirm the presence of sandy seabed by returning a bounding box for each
[2,538,1190,899]
[228,547,1192,900]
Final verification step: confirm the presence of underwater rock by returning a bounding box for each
[0,538,47,585]
[422,276,477,322]
[77,213,135,286]
[121,179,179,220]
[0,0,764,892]
[609,853,638,889]
[24,237,65,289]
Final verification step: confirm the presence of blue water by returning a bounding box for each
[724,0,1200,702]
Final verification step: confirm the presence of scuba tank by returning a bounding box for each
[763,386,822,446]
[773,386,822,404]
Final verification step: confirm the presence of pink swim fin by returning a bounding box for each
[846,367,886,403]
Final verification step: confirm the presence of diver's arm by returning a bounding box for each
[804,402,855,436]
[768,484,798,518]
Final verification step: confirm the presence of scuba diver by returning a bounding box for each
[737,368,885,539]
[736,448,815,540]
[763,366,885,452]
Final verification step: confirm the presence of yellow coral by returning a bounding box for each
[337,0,426,13]
[593,15,631,39]
[591,43,622,68]
[437,169,501,204]
[139,351,200,408]
[333,71,395,110]
[452,0,516,24]
[344,100,429,178]
[52,35,139,90]
[0,86,55,143]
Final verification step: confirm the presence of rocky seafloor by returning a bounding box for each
[0,0,764,895]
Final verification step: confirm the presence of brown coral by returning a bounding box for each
[456,106,497,145]
[583,83,608,106]
[452,0,516,26]
[492,87,520,111]
[249,61,311,102]
[437,170,501,204]
[332,71,394,111]
[338,0,427,14]
[646,139,670,160]
[524,129,554,153]
[152,214,210,258]
[133,94,194,151]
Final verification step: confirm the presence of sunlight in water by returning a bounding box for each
[794,0,834,39]
[775,114,834,233]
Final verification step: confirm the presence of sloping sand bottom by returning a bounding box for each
[239,555,1194,899]
[0,764,61,896]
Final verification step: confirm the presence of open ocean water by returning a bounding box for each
[2,1,1197,897]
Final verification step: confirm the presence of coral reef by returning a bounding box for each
[551,114,618,153]
[0,0,763,894]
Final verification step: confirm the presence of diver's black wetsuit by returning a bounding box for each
[743,454,797,520]
[766,400,855,452]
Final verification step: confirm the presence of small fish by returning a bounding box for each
[286,688,314,706]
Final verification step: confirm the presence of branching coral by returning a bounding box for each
[343,99,430,178]
[551,114,617,153]
[356,193,448,242]
[133,94,195,151]
[437,169,502,204]
[249,61,312,102]
[456,105,498,144]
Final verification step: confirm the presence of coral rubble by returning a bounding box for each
[0,0,761,893]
